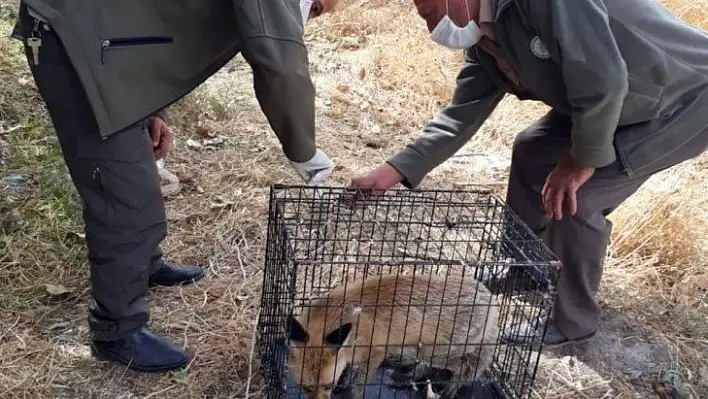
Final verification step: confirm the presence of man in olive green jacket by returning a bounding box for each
[12,0,336,373]
[352,0,708,348]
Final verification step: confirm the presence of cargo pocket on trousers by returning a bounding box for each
[76,120,164,232]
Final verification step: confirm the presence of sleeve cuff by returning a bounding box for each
[386,147,430,190]
[571,144,616,169]
[152,108,168,123]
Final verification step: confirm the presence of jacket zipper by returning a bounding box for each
[478,0,527,94]
[92,165,102,189]
[100,36,173,64]
[494,0,513,23]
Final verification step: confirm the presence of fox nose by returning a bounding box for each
[315,390,330,399]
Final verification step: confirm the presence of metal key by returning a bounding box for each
[27,37,42,66]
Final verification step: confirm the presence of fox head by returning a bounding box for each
[286,313,353,398]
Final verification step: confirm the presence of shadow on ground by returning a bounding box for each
[532,306,700,398]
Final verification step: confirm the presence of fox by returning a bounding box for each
[286,272,500,398]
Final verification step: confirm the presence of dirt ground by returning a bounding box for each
[1,1,706,398]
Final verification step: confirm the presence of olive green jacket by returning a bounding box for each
[16,0,317,162]
[389,0,708,188]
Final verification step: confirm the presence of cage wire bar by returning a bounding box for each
[258,184,561,399]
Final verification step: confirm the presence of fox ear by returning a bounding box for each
[325,323,352,347]
[287,314,309,342]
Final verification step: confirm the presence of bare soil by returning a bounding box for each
[1,1,706,398]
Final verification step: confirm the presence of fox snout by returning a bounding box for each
[311,390,332,399]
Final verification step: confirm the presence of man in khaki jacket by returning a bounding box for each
[11,0,337,373]
[351,0,708,347]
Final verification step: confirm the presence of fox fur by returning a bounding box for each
[286,272,500,398]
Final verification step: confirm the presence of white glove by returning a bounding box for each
[289,148,334,186]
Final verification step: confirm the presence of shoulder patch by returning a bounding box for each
[530,36,550,59]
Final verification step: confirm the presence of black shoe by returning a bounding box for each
[91,328,189,373]
[148,261,206,287]
[500,320,596,348]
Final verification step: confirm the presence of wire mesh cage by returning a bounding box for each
[257,184,561,399]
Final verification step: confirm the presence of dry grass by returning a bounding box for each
[0,0,707,398]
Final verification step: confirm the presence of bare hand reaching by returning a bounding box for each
[347,162,405,201]
[542,154,595,220]
[148,116,173,160]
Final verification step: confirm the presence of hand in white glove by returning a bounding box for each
[289,148,334,185]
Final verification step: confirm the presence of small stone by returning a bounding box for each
[46,321,71,331]
[0,208,22,233]
[358,68,366,80]
[186,139,203,149]
[624,369,643,380]
[45,284,71,296]
[659,369,693,399]
[2,174,29,187]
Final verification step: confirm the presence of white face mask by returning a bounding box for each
[300,0,314,25]
[429,0,481,49]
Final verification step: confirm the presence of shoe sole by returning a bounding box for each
[91,347,189,373]
[501,332,596,350]
[542,332,596,349]
[148,271,206,288]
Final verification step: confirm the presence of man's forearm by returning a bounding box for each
[241,37,316,163]
[388,91,504,189]
[234,0,319,163]
[387,53,505,189]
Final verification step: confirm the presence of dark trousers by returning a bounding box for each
[18,6,167,340]
[505,109,707,339]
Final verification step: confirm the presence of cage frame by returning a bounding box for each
[257,184,562,399]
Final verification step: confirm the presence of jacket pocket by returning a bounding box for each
[100,36,173,65]
[620,73,666,125]
[627,73,663,102]
[75,119,163,220]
